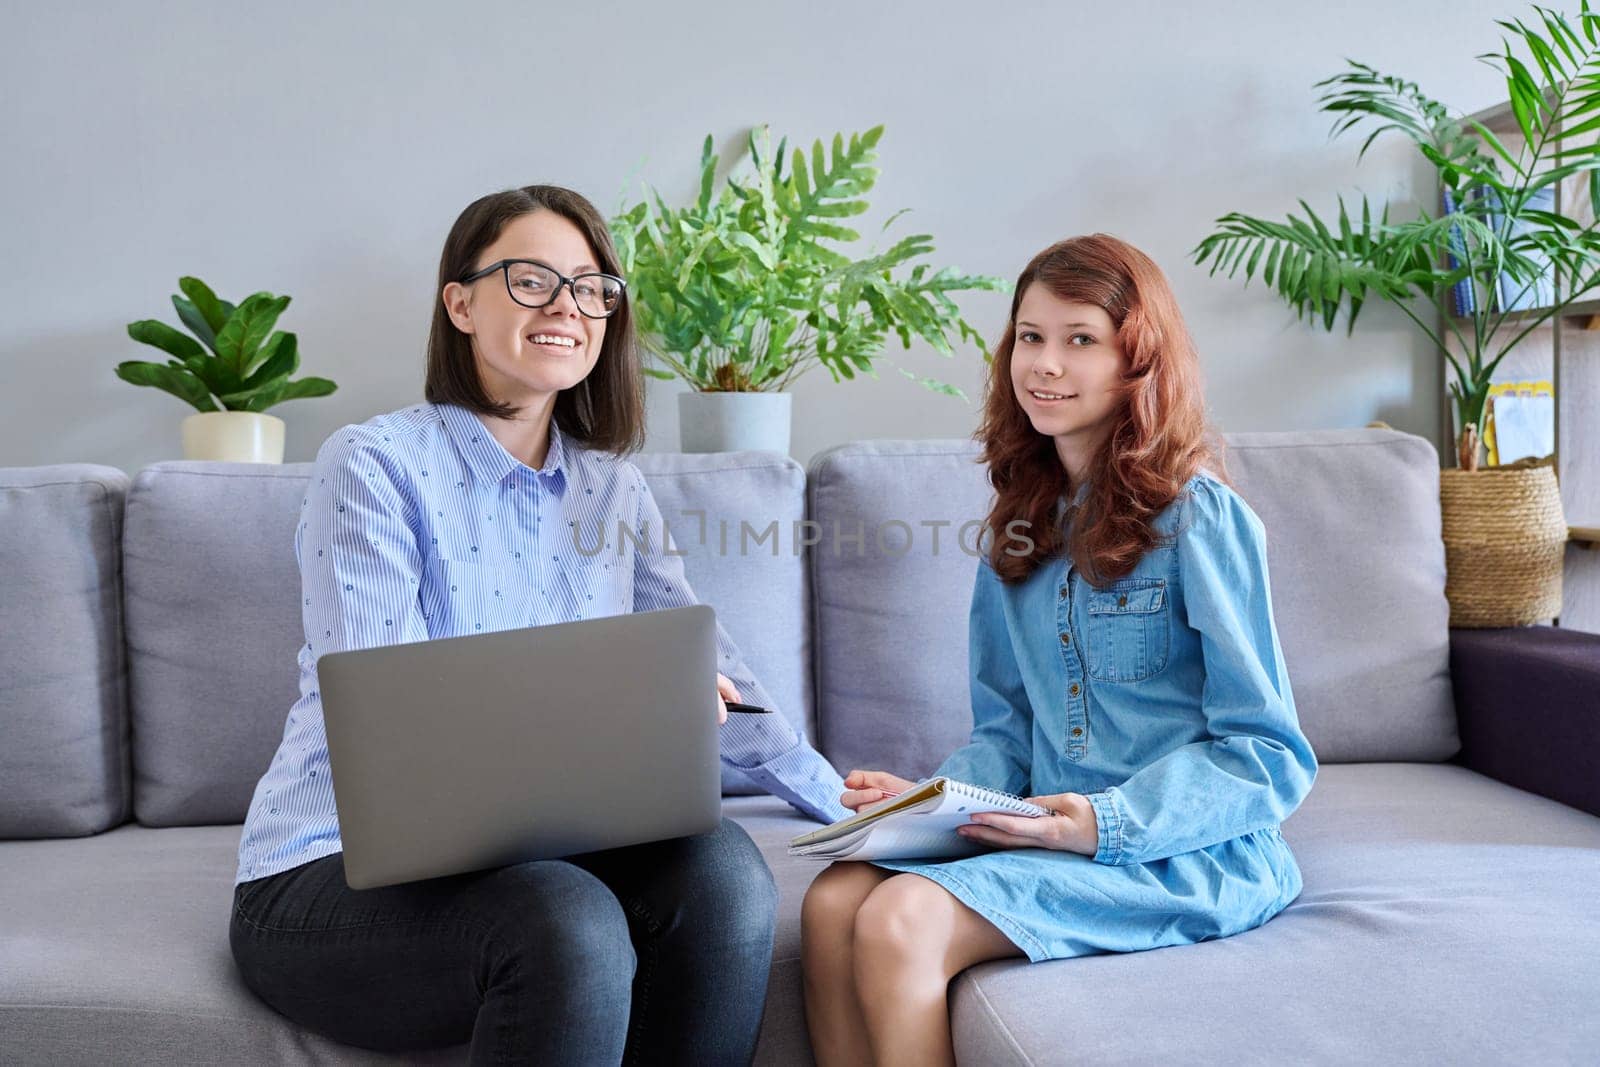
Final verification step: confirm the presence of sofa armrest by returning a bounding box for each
[1449,626,1600,818]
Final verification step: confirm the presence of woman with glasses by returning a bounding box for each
[228,185,849,1065]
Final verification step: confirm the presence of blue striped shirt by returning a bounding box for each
[236,401,849,884]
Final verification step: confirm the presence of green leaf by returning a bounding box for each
[274,377,337,404]
[127,319,207,364]
[229,381,284,413]
[213,293,291,378]
[697,134,717,213]
[790,147,812,202]
[178,276,229,334]
[172,296,217,351]
[239,332,299,390]
[1468,119,1523,176]
[1540,8,1581,66]
[1503,52,1539,144]
[1510,17,1564,87]
[728,231,777,271]
[185,355,243,398]
[114,360,218,412]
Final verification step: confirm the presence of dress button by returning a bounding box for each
[1069,683,1081,696]
[1071,727,1083,737]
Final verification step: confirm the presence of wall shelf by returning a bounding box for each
[1439,97,1600,624]
[1451,295,1600,325]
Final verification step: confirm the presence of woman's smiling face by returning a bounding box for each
[442,209,607,407]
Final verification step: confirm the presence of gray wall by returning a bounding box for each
[1,0,1513,471]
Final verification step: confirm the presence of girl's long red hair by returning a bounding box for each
[978,234,1225,586]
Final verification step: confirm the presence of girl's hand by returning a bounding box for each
[841,769,917,812]
[715,673,740,725]
[957,792,1099,856]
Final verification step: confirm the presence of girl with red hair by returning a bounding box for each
[800,234,1319,1066]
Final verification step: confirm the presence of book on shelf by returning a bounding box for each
[1486,380,1556,466]
[1442,186,1477,317]
[1474,185,1557,312]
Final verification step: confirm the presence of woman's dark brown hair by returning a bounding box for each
[424,185,645,455]
[978,234,1226,586]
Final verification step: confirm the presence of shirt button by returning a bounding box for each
[1071,727,1083,737]
[1059,632,1071,646]
[1118,594,1128,607]
[1059,585,1069,598]
[1069,683,1081,696]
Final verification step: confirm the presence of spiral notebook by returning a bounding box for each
[788,777,1049,861]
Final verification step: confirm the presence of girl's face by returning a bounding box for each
[442,209,607,408]
[1009,284,1130,458]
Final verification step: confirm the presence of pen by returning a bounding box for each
[724,701,774,715]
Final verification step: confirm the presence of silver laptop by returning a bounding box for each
[316,604,723,890]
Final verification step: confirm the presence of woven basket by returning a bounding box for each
[1439,465,1566,627]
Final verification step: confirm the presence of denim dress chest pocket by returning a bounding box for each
[1083,577,1171,682]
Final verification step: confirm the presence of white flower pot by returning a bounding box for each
[181,411,285,463]
[677,391,792,454]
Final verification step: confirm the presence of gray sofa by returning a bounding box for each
[4,427,1598,1065]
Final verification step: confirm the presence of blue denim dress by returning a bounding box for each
[873,474,1318,962]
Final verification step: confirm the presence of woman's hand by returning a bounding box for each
[715,673,740,725]
[956,792,1099,856]
[840,769,917,812]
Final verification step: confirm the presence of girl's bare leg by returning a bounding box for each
[852,873,1025,1067]
[800,862,894,1067]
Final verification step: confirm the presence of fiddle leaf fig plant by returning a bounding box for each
[116,276,337,412]
[609,124,1009,399]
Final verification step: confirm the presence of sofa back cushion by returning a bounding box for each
[806,441,995,778]
[123,462,309,826]
[1224,430,1456,761]
[0,465,131,837]
[808,429,1457,779]
[631,452,815,796]
[122,453,813,825]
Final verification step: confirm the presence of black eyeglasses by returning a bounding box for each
[459,258,626,319]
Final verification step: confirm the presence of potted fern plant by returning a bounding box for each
[117,277,336,462]
[609,125,1007,453]
[1191,5,1600,626]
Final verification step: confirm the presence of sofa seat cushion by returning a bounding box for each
[5,768,1596,1065]
[0,820,462,1064]
[950,763,1600,1064]
[0,799,815,1066]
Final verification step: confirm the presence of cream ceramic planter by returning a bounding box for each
[677,391,792,454]
[181,411,285,463]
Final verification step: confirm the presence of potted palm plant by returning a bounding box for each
[117,277,337,462]
[609,125,1008,453]
[1191,5,1600,626]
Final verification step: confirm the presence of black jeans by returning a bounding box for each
[229,819,777,1066]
